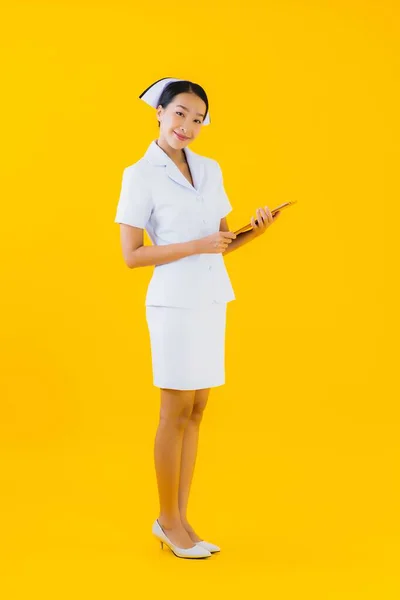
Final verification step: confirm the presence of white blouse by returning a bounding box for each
[115,139,236,308]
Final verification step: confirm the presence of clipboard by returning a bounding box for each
[234,201,297,235]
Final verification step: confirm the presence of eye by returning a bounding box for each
[176,111,202,124]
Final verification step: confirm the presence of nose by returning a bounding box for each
[180,115,191,131]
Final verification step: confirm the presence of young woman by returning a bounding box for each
[115,78,280,559]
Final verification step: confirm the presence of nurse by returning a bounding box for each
[115,77,280,558]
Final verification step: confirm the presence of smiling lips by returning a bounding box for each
[174,131,189,140]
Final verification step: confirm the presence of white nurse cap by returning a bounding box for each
[139,77,211,125]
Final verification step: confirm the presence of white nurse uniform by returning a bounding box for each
[115,139,236,390]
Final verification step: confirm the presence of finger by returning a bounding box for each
[261,206,270,224]
[264,206,273,224]
[259,207,269,226]
[257,208,266,228]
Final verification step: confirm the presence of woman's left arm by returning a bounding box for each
[222,206,281,256]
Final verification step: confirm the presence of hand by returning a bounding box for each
[195,230,237,254]
[250,206,281,237]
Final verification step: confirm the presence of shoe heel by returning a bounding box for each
[152,519,211,559]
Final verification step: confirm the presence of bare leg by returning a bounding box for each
[154,387,197,548]
[179,388,210,542]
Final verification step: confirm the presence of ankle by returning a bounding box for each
[158,515,182,529]
[180,518,192,529]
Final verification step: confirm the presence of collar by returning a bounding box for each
[143,139,205,193]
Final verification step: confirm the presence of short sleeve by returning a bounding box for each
[215,162,233,219]
[114,166,153,229]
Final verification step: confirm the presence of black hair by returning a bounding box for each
[154,79,209,128]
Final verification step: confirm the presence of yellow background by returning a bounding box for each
[1,0,399,597]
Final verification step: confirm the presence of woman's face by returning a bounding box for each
[157,92,206,147]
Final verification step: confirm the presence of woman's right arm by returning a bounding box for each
[118,224,236,268]
[119,224,199,268]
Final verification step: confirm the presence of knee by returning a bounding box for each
[189,389,210,425]
[190,401,208,425]
[189,409,203,425]
[159,389,195,429]
[160,406,193,430]
[176,403,194,429]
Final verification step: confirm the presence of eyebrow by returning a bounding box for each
[175,104,205,118]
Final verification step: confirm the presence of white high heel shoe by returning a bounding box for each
[152,519,212,559]
[196,540,221,553]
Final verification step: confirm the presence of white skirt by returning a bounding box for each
[145,303,227,390]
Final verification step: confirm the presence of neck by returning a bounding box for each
[156,138,187,164]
